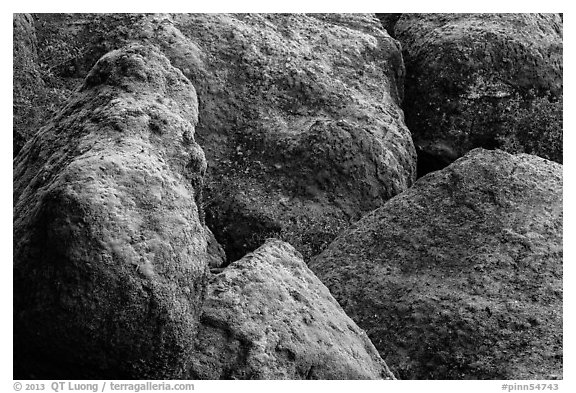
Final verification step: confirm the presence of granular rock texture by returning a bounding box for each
[205,226,227,269]
[13,44,210,379]
[148,13,416,261]
[13,13,44,155]
[28,13,417,261]
[189,239,395,380]
[310,149,562,379]
[391,13,563,175]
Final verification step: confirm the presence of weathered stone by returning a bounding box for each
[205,226,227,269]
[310,149,562,379]
[13,13,44,155]
[169,13,415,261]
[26,13,417,261]
[189,239,395,380]
[393,13,563,175]
[13,44,209,379]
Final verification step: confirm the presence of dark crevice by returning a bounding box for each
[375,14,403,38]
[416,145,459,178]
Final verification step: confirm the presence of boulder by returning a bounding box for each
[393,13,563,175]
[13,44,210,379]
[25,13,417,261]
[13,14,152,158]
[162,13,416,261]
[189,239,395,380]
[310,149,562,379]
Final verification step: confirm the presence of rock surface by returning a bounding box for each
[28,13,417,261]
[391,13,563,175]
[376,13,402,37]
[169,13,416,261]
[13,13,44,155]
[310,149,562,379]
[13,44,210,379]
[189,239,395,380]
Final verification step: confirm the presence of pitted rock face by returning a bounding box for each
[13,44,209,379]
[162,13,416,261]
[27,13,417,262]
[390,13,563,175]
[189,239,395,380]
[310,149,562,379]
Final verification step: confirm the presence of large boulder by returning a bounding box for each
[168,13,416,261]
[391,13,563,175]
[189,239,395,380]
[27,13,417,261]
[13,45,210,379]
[310,149,562,379]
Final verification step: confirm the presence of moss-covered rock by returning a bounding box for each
[310,149,562,379]
[391,13,563,175]
[24,13,417,261]
[190,239,395,380]
[13,45,210,379]
[13,14,44,155]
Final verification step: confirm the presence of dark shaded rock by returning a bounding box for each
[189,239,395,380]
[205,226,227,269]
[395,13,563,175]
[13,13,44,155]
[13,14,151,156]
[23,13,416,261]
[415,142,459,177]
[13,14,39,71]
[33,14,147,79]
[376,13,402,37]
[310,149,562,379]
[13,44,210,379]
